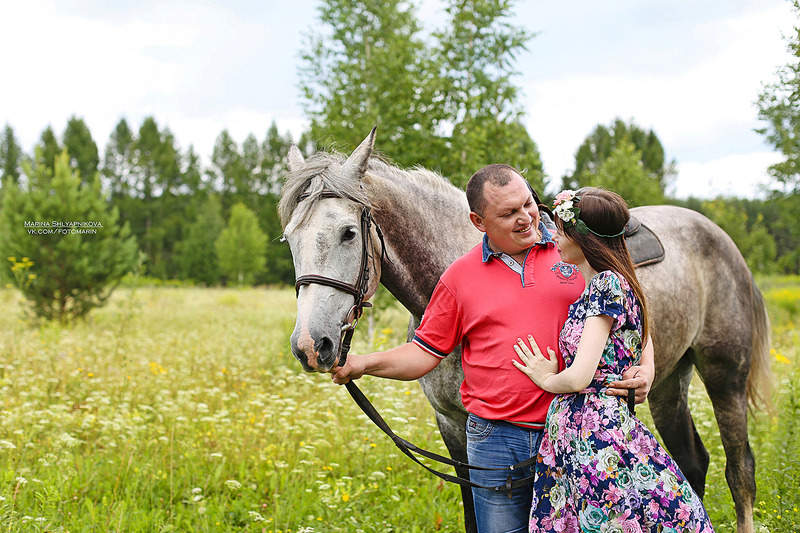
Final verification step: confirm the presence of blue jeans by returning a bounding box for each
[466,413,542,533]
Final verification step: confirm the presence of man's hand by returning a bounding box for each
[331,356,366,385]
[606,364,653,404]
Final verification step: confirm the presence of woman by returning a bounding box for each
[512,188,714,532]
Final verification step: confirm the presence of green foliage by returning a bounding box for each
[175,194,225,285]
[299,0,543,191]
[572,139,664,207]
[434,0,543,189]
[102,118,135,200]
[0,124,23,184]
[676,195,799,275]
[261,121,295,194]
[103,117,192,279]
[35,125,61,173]
[215,203,267,285]
[257,193,295,286]
[563,118,673,196]
[701,199,778,274]
[764,193,800,274]
[756,0,800,192]
[0,151,138,321]
[300,0,443,167]
[62,116,99,182]
[210,130,251,211]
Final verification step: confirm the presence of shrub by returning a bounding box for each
[0,151,138,321]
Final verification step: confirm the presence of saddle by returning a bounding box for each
[624,216,665,268]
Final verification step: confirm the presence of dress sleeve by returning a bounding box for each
[412,279,462,359]
[584,271,626,329]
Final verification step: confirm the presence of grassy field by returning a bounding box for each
[0,278,798,532]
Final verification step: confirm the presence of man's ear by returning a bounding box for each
[469,211,486,233]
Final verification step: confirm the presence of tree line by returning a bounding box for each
[0,0,798,321]
[0,117,301,289]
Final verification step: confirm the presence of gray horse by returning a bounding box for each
[279,130,771,533]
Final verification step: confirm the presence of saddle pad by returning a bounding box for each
[624,216,665,268]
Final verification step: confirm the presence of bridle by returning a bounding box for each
[293,190,386,367]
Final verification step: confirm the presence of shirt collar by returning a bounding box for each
[481,219,555,263]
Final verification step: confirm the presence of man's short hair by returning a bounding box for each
[466,164,523,215]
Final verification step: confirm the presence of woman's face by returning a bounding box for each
[554,225,584,265]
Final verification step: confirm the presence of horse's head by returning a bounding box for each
[279,130,383,372]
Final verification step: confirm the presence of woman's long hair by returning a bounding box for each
[556,187,650,342]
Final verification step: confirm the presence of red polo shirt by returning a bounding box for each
[412,235,584,427]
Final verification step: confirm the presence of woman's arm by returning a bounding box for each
[512,315,613,393]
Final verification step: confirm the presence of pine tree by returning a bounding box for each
[0,151,137,321]
[210,130,250,211]
[63,116,99,182]
[36,126,61,173]
[103,118,135,200]
[0,124,23,184]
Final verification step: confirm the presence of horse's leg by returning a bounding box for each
[648,350,710,497]
[434,411,477,533]
[695,343,755,533]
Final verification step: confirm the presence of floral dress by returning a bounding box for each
[529,270,714,532]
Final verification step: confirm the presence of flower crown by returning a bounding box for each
[552,190,625,238]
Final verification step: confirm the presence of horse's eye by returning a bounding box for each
[341,227,357,242]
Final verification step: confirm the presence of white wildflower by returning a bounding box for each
[224,479,242,490]
[57,432,82,448]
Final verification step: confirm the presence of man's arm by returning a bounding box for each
[331,342,442,384]
[606,334,655,404]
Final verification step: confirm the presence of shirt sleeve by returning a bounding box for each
[411,279,462,359]
[584,271,626,329]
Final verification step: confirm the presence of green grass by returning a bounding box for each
[0,277,799,531]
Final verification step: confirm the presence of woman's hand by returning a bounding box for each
[511,334,558,388]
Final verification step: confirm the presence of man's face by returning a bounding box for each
[469,174,541,256]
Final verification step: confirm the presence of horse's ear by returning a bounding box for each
[342,127,376,181]
[287,145,305,172]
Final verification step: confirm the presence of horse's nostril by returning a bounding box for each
[318,336,334,356]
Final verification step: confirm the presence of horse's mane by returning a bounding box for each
[278,151,368,231]
[278,151,460,232]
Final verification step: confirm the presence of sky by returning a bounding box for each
[0,0,795,199]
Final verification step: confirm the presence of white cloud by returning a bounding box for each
[673,152,780,199]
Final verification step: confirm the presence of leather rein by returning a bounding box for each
[292,190,536,497]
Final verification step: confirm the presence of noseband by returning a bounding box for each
[294,191,386,366]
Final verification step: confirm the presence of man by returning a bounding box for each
[332,164,654,533]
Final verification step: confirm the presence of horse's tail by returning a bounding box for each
[747,275,773,413]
